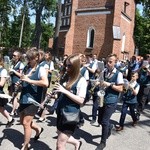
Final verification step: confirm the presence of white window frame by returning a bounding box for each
[86,27,95,48]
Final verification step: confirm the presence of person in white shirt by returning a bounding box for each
[54,54,87,150]
[116,72,140,131]
[0,54,14,128]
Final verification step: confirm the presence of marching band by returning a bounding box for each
[0,50,150,150]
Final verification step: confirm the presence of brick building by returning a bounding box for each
[56,0,136,60]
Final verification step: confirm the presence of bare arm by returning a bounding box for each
[0,77,6,87]
[21,74,48,87]
[12,69,24,78]
[102,81,123,93]
[54,83,85,105]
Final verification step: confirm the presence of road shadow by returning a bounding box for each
[73,128,101,146]
[46,115,57,127]
[0,128,52,150]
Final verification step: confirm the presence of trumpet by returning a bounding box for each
[123,79,134,93]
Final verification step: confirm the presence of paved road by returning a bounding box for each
[0,100,150,150]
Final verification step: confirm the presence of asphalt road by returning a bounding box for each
[0,100,150,150]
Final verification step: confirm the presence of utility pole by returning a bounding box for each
[19,14,25,48]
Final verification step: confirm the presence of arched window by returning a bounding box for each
[86,28,95,48]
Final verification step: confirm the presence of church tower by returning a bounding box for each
[57,0,136,59]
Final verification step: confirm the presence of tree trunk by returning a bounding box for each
[31,6,43,49]
[53,0,62,58]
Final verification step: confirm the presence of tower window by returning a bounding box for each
[124,2,129,14]
[86,28,95,48]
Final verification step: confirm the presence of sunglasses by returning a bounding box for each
[66,64,72,68]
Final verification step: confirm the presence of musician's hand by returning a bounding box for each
[53,83,67,94]
[9,68,15,73]
[15,81,21,86]
[95,81,100,86]
[128,84,134,91]
[83,64,90,68]
[47,92,56,98]
[102,81,111,87]
[20,75,31,83]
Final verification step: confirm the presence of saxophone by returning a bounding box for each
[89,79,99,95]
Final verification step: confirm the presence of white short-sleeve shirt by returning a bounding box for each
[0,68,8,78]
[76,77,87,98]
[38,66,47,79]
[49,61,54,71]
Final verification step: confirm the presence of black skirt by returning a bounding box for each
[57,110,77,135]
[0,98,8,107]
[19,104,38,116]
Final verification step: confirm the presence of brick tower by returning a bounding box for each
[57,0,136,60]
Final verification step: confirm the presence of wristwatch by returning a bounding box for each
[110,83,115,88]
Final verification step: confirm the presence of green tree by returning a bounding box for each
[40,23,54,50]
[9,2,31,48]
[134,1,150,55]
[0,0,12,47]
[28,0,56,48]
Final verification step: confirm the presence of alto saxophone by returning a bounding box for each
[89,69,105,95]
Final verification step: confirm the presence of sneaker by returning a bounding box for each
[6,118,15,128]
[95,142,106,150]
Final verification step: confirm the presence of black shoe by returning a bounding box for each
[95,142,106,150]
[115,126,124,131]
[107,124,113,138]
[6,118,15,128]
[34,127,44,141]
[136,113,140,121]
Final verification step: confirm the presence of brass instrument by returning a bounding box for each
[97,90,105,107]
[123,79,129,93]
[96,68,105,107]
[89,68,105,95]
[89,79,99,95]
[123,79,135,93]
[31,72,68,110]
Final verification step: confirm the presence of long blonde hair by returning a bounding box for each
[66,54,81,90]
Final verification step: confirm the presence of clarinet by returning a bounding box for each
[11,64,29,101]
[37,71,68,114]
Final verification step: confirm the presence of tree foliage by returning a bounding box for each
[0,0,56,51]
[134,7,150,55]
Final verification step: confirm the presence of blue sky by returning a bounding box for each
[137,4,143,14]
